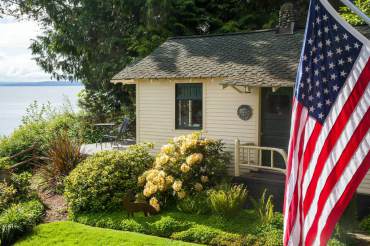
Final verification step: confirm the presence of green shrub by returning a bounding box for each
[68,115,103,144]
[21,101,56,125]
[150,216,191,237]
[268,212,284,232]
[0,103,96,166]
[251,189,274,225]
[0,183,17,211]
[120,219,146,233]
[253,224,283,246]
[78,88,136,143]
[73,211,191,237]
[249,211,285,246]
[170,225,242,245]
[327,238,346,246]
[208,184,248,218]
[74,211,147,233]
[0,200,44,245]
[0,172,34,211]
[0,121,49,163]
[360,215,370,233]
[40,110,103,145]
[64,144,153,213]
[21,100,82,141]
[0,157,11,170]
[73,209,288,245]
[138,132,229,211]
[176,192,210,215]
[261,229,283,246]
[0,114,80,166]
[209,236,246,246]
[10,172,33,200]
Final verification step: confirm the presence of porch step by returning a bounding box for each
[236,171,285,184]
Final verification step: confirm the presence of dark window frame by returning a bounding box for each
[175,83,203,130]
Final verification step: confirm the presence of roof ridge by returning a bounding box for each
[168,28,277,40]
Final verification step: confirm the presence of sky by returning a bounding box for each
[0,17,51,82]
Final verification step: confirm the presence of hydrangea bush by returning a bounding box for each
[138,132,229,211]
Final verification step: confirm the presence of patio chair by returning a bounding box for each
[101,117,131,147]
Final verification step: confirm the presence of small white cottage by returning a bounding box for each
[111,25,370,210]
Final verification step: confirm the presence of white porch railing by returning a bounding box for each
[234,139,287,176]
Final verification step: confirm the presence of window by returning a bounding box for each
[175,83,202,130]
[266,94,290,115]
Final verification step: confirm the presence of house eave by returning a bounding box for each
[111,76,225,84]
[111,79,136,84]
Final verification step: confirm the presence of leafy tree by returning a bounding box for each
[0,0,309,119]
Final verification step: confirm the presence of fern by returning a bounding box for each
[208,184,248,218]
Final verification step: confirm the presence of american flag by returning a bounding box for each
[283,0,370,245]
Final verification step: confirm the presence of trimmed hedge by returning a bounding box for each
[64,145,153,213]
[0,200,44,245]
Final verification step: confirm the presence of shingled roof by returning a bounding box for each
[112,26,370,87]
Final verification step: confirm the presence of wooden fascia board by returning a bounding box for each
[111,79,136,84]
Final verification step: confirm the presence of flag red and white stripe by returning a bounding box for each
[283,0,370,245]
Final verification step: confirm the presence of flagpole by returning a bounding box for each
[339,0,370,26]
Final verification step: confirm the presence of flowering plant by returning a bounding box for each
[138,132,229,211]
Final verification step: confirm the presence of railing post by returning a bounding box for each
[247,148,250,165]
[235,138,240,177]
[259,149,262,166]
[271,150,274,168]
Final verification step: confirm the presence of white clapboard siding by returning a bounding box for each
[136,78,260,174]
[136,80,174,153]
[358,170,370,195]
[204,80,260,168]
[135,78,370,195]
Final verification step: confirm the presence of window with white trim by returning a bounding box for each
[175,83,202,130]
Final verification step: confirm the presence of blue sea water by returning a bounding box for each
[0,85,83,136]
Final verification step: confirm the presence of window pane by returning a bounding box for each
[191,100,202,128]
[176,84,202,100]
[267,95,290,115]
[177,100,190,128]
[175,83,202,129]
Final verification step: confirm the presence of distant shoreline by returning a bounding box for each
[0,81,83,87]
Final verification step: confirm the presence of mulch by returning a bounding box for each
[37,190,68,223]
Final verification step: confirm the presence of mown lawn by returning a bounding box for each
[15,221,200,246]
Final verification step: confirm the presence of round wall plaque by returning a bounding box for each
[237,105,252,121]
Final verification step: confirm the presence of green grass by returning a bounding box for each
[15,221,200,246]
